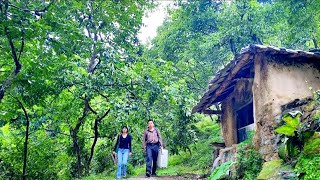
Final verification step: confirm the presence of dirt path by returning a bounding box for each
[127,174,205,180]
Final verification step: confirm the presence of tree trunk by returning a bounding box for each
[71,129,83,177]
[70,100,90,177]
[18,100,29,180]
[186,146,192,156]
[86,109,110,174]
[229,38,236,55]
[0,1,23,102]
[252,34,263,45]
[312,34,318,49]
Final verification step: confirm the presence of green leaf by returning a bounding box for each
[278,142,288,160]
[209,161,234,180]
[1,123,10,136]
[275,125,296,136]
[282,113,300,129]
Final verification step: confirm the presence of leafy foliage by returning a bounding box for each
[275,111,318,161]
[0,0,153,178]
[275,112,301,136]
[275,94,320,179]
[208,161,233,180]
[235,132,263,180]
[295,154,320,180]
[303,132,320,155]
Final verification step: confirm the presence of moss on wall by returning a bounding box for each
[257,160,292,179]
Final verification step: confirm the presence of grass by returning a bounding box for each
[129,154,207,177]
[81,163,204,179]
[79,171,114,180]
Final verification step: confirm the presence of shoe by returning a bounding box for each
[151,173,157,177]
[146,172,151,177]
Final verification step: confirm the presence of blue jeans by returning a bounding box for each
[116,148,129,178]
[146,143,159,175]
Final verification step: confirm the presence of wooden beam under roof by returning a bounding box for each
[203,109,222,115]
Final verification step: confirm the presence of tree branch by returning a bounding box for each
[87,101,98,115]
[88,33,99,73]
[74,100,90,132]
[17,100,29,180]
[99,93,108,100]
[87,108,110,170]
[229,38,236,55]
[4,1,21,74]
[312,34,318,49]
[18,25,25,61]
[8,0,55,16]
[70,99,90,177]
[0,0,23,102]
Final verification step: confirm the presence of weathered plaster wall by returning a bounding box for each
[267,59,320,116]
[221,79,253,146]
[253,55,320,161]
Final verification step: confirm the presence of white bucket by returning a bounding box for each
[157,149,168,168]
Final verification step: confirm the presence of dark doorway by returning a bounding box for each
[236,102,254,143]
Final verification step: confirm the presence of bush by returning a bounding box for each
[236,145,263,179]
[126,163,134,175]
[295,154,320,179]
[92,143,115,173]
[168,153,189,166]
[235,131,263,179]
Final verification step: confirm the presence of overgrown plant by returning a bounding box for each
[235,131,263,179]
[314,90,320,105]
[208,161,234,180]
[275,92,320,179]
[294,154,320,179]
[275,112,304,159]
[275,112,317,160]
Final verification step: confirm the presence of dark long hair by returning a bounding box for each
[121,126,128,133]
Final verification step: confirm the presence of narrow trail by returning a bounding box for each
[127,174,205,180]
[128,177,176,180]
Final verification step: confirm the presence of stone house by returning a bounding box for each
[192,44,320,161]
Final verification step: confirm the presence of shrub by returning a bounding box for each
[235,131,263,179]
[295,154,320,179]
[236,145,263,179]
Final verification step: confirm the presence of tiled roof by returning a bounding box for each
[192,44,320,114]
